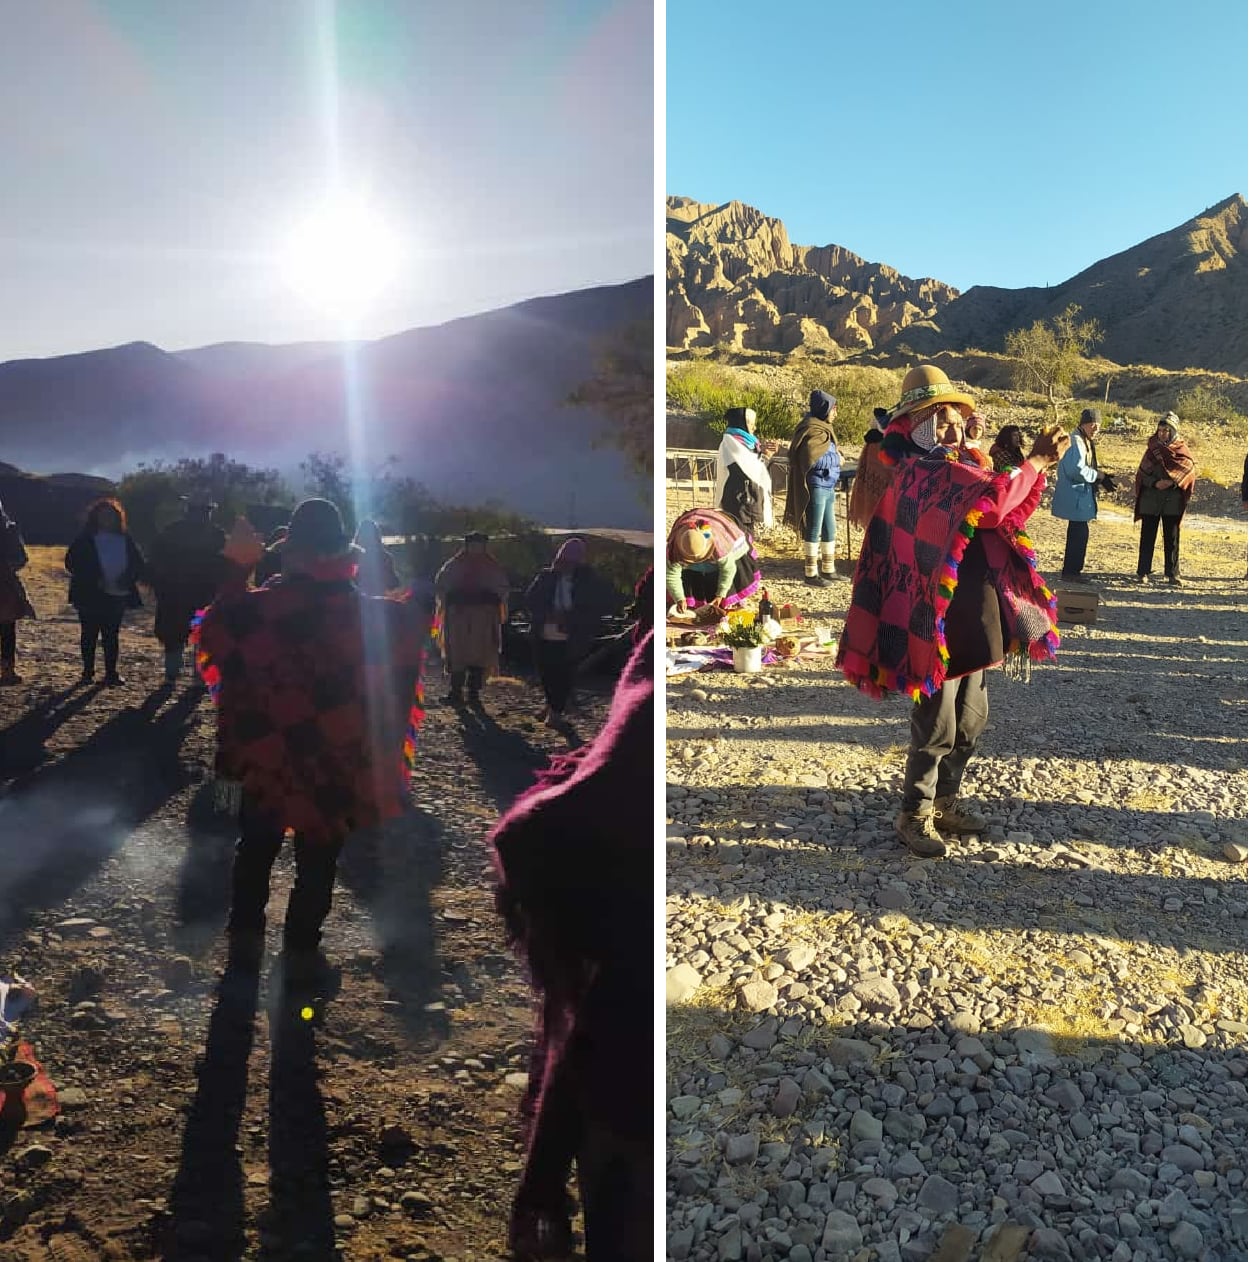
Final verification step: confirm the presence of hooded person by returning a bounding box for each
[352,518,400,597]
[1049,407,1110,581]
[191,498,431,982]
[848,407,896,530]
[433,531,511,705]
[252,525,289,586]
[489,629,653,1261]
[784,390,842,586]
[837,364,1070,858]
[664,507,760,615]
[714,406,774,538]
[524,537,618,725]
[150,498,228,682]
[1134,411,1197,585]
[0,500,36,685]
[963,412,992,469]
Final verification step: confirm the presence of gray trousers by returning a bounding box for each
[902,671,989,811]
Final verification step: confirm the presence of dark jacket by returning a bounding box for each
[719,463,767,536]
[65,531,147,610]
[525,565,616,655]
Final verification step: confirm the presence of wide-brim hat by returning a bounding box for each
[673,526,714,565]
[887,365,975,422]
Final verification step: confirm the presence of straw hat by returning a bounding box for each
[888,365,975,422]
[673,525,715,565]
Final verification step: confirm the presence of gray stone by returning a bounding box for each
[741,1019,779,1051]
[851,977,901,1012]
[1168,1221,1205,1258]
[894,1153,926,1178]
[671,1095,703,1120]
[1043,1080,1086,1111]
[1110,1169,1151,1197]
[1179,1024,1208,1050]
[668,1226,695,1259]
[917,1174,959,1215]
[717,1224,742,1261]
[667,964,702,1005]
[725,1133,760,1166]
[773,1078,803,1118]
[783,944,817,972]
[1031,1171,1066,1198]
[1160,1145,1206,1173]
[1030,1227,1071,1259]
[949,1010,981,1034]
[850,1109,883,1142]
[876,886,912,910]
[1221,842,1247,863]
[819,1209,862,1255]
[863,1177,897,1205]
[738,981,778,1013]
[827,1037,876,1067]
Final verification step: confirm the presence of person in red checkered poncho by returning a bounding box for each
[194,498,433,982]
[837,366,1070,859]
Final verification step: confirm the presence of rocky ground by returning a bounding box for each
[665,493,1248,1262]
[0,547,616,1262]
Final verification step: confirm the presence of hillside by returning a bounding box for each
[668,194,1248,376]
[0,279,652,529]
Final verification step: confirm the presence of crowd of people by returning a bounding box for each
[0,492,652,1260]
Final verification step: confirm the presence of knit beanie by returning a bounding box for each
[1160,412,1181,441]
[809,390,836,422]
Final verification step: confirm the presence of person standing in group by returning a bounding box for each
[65,498,148,687]
[784,390,842,587]
[714,406,774,542]
[352,519,400,597]
[150,499,227,683]
[988,424,1028,472]
[434,532,511,706]
[192,500,431,982]
[0,501,36,686]
[848,406,896,530]
[838,364,1069,858]
[1134,412,1197,586]
[664,507,760,615]
[963,412,992,469]
[1050,408,1111,582]
[524,537,616,727]
[490,627,653,1261]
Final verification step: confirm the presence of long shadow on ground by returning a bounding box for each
[0,686,203,951]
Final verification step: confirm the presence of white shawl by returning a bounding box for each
[714,432,775,529]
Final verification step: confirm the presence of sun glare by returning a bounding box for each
[278,199,404,317]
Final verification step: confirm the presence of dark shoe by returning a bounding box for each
[894,808,947,858]
[507,1204,573,1260]
[103,673,126,687]
[280,947,332,989]
[467,693,483,708]
[804,574,829,589]
[1136,574,1149,584]
[0,668,21,686]
[1167,575,1184,587]
[933,794,987,836]
[441,692,466,706]
[78,670,95,686]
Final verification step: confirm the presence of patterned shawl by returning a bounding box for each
[838,452,1058,701]
[1135,435,1198,520]
[665,507,745,564]
[193,563,428,843]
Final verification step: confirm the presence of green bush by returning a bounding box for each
[1176,381,1248,439]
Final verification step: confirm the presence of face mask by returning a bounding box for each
[910,412,937,450]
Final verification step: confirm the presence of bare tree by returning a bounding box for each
[1004,304,1103,423]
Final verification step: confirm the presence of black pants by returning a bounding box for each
[0,622,14,665]
[1138,515,1181,578]
[448,666,485,699]
[1061,520,1090,575]
[535,641,576,714]
[902,672,989,811]
[77,596,129,676]
[227,802,343,951]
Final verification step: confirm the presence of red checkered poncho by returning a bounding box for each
[837,451,1058,701]
[193,561,429,842]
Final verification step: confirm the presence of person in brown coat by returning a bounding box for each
[784,390,842,586]
[0,501,36,685]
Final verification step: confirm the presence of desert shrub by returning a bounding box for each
[1176,381,1248,439]
[667,363,798,440]
[794,364,906,445]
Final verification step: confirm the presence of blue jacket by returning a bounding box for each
[806,441,841,489]
[1050,432,1099,522]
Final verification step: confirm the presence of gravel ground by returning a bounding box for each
[0,547,615,1261]
[665,493,1248,1262]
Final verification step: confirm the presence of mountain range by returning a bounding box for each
[0,278,651,529]
[667,195,1247,377]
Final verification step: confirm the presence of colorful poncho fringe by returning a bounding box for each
[837,450,1059,702]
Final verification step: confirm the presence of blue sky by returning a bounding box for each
[0,0,652,358]
[667,0,1247,292]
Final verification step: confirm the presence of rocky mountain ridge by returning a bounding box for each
[668,194,1248,376]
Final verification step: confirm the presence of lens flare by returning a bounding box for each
[278,199,404,315]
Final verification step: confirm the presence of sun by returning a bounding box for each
[278,199,404,317]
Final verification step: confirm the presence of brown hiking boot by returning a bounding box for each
[933,794,986,836]
[894,808,947,858]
